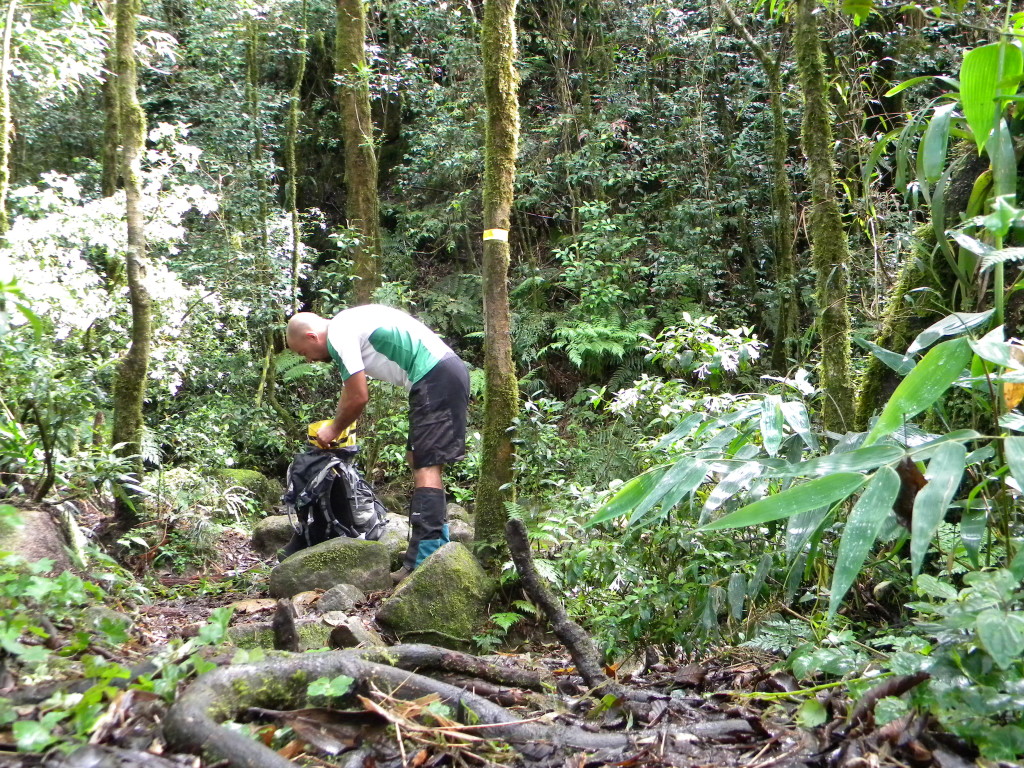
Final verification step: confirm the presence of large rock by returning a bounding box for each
[447,503,472,522]
[227,617,331,650]
[378,513,411,566]
[252,514,294,557]
[0,505,72,572]
[375,543,496,650]
[449,518,474,545]
[269,537,391,597]
[214,469,282,513]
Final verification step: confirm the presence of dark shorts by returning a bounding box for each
[407,354,470,469]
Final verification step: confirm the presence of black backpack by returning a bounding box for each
[279,447,388,557]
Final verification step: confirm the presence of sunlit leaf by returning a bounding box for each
[760,395,784,457]
[865,337,973,446]
[628,459,708,526]
[783,445,903,478]
[960,43,1023,153]
[960,507,986,567]
[907,310,994,355]
[883,75,941,97]
[588,467,667,527]
[921,102,956,183]
[727,572,746,620]
[701,473,867,531]
[703,461,762,514]
[911,442,967,576]
[853,336,915,375]
[829,467,901,619]
[781,400,818,451]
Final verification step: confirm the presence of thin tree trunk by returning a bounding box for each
[335,0,381,304]
[287,0,308,314]
[718,0,798,372]
[474,0,520,565]
[0,0,18,234]
[100,0,119,197]
[109,0,151,533]
[793,0,854,432]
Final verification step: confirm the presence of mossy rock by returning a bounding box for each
[0,505,72,572]
[269,538,391,597]
[214,469,282,513]
[378,513,411,567]
[227,618,331,650]
[375,543,496,650]
[252,515,294,557]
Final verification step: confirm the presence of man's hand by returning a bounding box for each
[316,421,343,448]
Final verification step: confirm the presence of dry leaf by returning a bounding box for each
[228,598,277,614]
[1005,344,1024,409]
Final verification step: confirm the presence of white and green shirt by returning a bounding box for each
[326,305,453,391]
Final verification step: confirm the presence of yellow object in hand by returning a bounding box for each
[306,420,357,448]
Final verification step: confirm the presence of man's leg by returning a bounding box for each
[398,464,450,573]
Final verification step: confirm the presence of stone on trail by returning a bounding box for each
[449,517,474,545]
[0,505,72,573]
[251,514,294,557]
[326,615,385,648]
[377,513,411,565]
[227,617,331,651]
[375,542,496,651]
[269,537,391,597]
[318,583,365,613]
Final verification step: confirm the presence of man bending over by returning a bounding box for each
[286,305,470,584]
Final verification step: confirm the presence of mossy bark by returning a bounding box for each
[109,0,151,533]
[100,0,119,198]
[335,0,381,304]
[793,0,855,432]
[474,0,520,564]
[718,0,797,372]
[0,0,17,235]
[287,0,308,314]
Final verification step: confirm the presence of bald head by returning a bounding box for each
[287,312,331,362]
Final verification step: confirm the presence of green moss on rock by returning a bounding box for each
[270,537,391,596]
[375,543,496,650]
[215,469,282,512]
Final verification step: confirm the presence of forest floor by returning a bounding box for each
[0,522,982,768]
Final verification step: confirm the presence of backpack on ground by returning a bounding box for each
[279,446,388,559]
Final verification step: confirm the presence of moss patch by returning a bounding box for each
[215,469,282,512]
[270,537,391,596]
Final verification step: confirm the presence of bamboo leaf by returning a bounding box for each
[853,336,915,375]
[588,467,668,527]
[783,445,904,478]
[865,337,973,446]
[910,442,967,576]
[760,395,784,457]
[703,461,762,514]
[781,400,818,451]
[748,553,773,598]
[921,102,956,183]
[727,572,746,620]
[627,459,704,525]
[786,505,829,563]
[960,507,986,567]
[988,118,1017,198]
[700,473,867,531]
[829,467,901,619]
[960,43,1022,153]
[907,310,994,355]
[883,75,941,97]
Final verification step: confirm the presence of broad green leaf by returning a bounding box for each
[865,337,973,446]
[988,118,1017,199]
[781,400,818,451]
[703,461,762,514]
[911,442,967,576]
[841,0,872,23]
[786,505,829,563]
[921,102,956,183]
[748,553,773,598]
[883,75,941,97]
[907,310,994,355]
[784,445,904,478]
[969,334,1024,368]
[761,395,784,457]
[1001,411,1024,432]
[853,336,915,375]
[796,697,829,728]
[829,467,901,619]
[976,609,1024,669]
[588,467,667,527]
[657,459,709,514]
[628,459,708,525]
[701,473,867,531]
[727,572,746,620]
[948,231,995,258]
[960,507,985,568]
[906,429,981,460]
[960,43,1023,153]
[655,413,704,449]
[915,573,959,601]
[1004,436,1024,490]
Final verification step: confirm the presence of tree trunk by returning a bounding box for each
[287,0,308,314]
[0,0,18,235]
[335,0,381,304]
[718,1,798,373]
[793,0,854,432]
[474,0,520,565]
[109,0,151,534]
[100,0,119,197]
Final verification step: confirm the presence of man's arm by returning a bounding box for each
[316,371,369,445]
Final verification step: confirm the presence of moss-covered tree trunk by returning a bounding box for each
[335,0,381,304]
[287,0,308,314]
[474,0,520,564]
[100,0,119,198]
[719,0,797,371]
[109,0,150,534]
[793,0,854,432]
[0,0,18,235]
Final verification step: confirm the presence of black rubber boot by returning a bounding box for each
[401,487,449,571]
